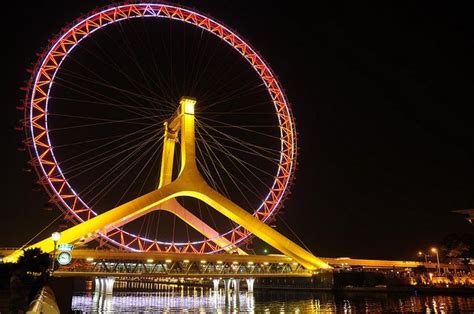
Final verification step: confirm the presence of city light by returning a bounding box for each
[86,257,94,262]
[180,97,196,115]
[147,259,154,263]
[51,232,61,242]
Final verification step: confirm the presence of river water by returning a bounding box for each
[71,286,474,313]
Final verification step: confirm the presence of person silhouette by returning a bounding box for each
[9,268,28,313]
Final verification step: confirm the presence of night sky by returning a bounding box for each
[2,1,473,260]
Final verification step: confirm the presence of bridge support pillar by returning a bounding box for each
[212,278,220,293]
[232,278,240,307]
[94,277,102,294]
[246,278,255,293]
[104,277,115,295]
[224,278,232,305]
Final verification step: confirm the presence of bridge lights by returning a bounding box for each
[200,260,207,264]
[147,259,154,263]
[232,261,239,265]
[165,259,172,263]
[183,259,190,263]
[263,262,269,265]
[86,257,94,262]
[247,261,254,265]
[216,261,223,264]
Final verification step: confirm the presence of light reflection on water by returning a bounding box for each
[71,286,474,313]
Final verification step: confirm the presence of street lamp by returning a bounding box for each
[417,251,428,263]
[431,247,441,275]
[51,232,61,272]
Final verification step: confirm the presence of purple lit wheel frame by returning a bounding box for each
[24,2,297,253]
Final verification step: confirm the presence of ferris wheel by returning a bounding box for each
[19,3,300,258]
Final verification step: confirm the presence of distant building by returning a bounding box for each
[453,209,474,224]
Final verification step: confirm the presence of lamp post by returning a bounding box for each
[431,247,441,275]
[51,232,61,273]
[417,251,428,263]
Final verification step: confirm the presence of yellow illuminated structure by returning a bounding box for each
[5,97,330,270]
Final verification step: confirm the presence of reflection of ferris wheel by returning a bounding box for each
[22,3,297,254]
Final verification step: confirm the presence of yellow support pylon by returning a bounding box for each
[5,97,330,270]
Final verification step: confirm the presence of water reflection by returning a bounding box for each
[71,285,474,313]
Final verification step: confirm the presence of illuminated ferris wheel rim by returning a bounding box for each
[26,2,297,252]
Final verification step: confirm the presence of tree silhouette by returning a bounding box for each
[17,248,51,273]
[441,233,473,272]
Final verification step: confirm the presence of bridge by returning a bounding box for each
[1,248,458,278]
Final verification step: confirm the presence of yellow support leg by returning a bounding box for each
[5,97,330,270]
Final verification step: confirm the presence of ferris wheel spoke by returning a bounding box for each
[188,33,230,100]
[56,69,176,113]
[196,122,280,163]
[50,96,168,121]
[58,63,161,117]
[53,131,148,149]
[189,28,216,97]
[65,40,175,112]
[58,123,159,165]
[59,132,162,180]
[114,139,163,207]
[196,125,273,190]
[197,116,281,140]
[199,131,281,159]
[198,130,256,209]
[51,76,161,118]
[196,133,232,200]
[195,139,239,231]
[139,18,179,106]
[196,137,279,166]
[202,100,277,121]
[198,74,265,112]
[115,20,176,109]
[61,132,163,187]
[49,116,162,131]
[47,112,168,124]
[196,120,281,157]
[82,133,162,204]
[198,130,277,181]
[196,133,242,231]
[83,26,175,109]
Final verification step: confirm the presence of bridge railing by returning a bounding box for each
[57,257,312,278]
[27,286,60,314]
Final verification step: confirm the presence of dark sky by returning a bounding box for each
[2,1,473,260]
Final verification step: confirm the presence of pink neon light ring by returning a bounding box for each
[25,2,297,253]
